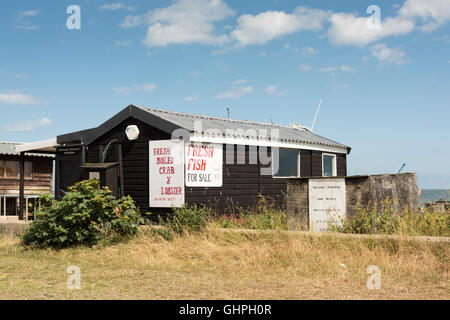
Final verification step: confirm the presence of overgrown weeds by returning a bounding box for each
[217,195,287,230]
[330,199,449,237]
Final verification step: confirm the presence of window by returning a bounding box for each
[273,148,300,178]
[25,161,33,179]
[5,161,19,178]
[0,160,33,179]
[322,153,337,177]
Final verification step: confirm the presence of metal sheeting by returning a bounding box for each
[0,142,54,158]
[137,106,348,150]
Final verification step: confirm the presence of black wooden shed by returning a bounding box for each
[54,105,350,216]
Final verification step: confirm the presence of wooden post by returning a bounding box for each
[117,144,125,198]
[19,152,25,220]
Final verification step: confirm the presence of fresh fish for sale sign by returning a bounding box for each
[185,143,223,187]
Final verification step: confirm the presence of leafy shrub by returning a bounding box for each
[22,180,143,249]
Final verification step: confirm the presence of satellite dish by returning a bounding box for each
[125,125,140,141]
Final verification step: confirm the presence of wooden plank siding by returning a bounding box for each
[86,118,171,215]
[82,119,347,218]
[0,155,53,195]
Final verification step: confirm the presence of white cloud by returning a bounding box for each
[334,83,351,89]
[185,96,198,102]
[112,86,133,95]
[121,0,235,47]
[17,9,40,30]
[115,40,132,47]
[0,92,44,105]
[19,10,40,18]
[134,83,157,91]
[327,0,450,47]
[399,0,450,32]
[15,73,30,79]
[327,13,414,46]
[113,83,157,94]
[216,86,253,99]
[264,85,287,95]
[319,66,337,72]
[231,6,330,46]
[340,65,355,71]
[1,117,52,132]
[370,43,409,65]
[17,21,40,30]
[100,3,136,11]
[297,46,317,56]
[299,64,312,71]
[189,71,200,76]
[232,79,247,85]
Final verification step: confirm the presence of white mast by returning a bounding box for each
[311,99,322,132]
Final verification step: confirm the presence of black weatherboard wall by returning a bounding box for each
[55,105,349,218]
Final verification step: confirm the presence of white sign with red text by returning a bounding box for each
[185,143,223,187]
[149,140,185,208]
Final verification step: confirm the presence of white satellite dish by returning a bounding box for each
[125,125,140,141]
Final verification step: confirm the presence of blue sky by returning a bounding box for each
[0,0,449,188]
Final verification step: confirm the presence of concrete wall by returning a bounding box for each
[287,173,420,230]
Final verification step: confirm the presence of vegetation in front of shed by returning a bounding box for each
[22,180,143,249]
[2,225,448,299]
[217,195,287,230]
[150,205,212,240]
[330,199,450,237]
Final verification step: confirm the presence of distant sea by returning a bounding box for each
[419,189,449,206]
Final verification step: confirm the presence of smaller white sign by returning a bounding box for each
[149,140,185,208]
[309,179,346,232]
[185,143,223,187]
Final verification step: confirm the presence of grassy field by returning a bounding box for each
[1,226,448,300]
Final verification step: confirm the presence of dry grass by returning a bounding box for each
[0,225,449,300]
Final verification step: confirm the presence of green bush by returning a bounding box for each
[22,180,143,249]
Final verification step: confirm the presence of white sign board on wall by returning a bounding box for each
[149,140,185,208]
[308,179,346,232]
[185,143,223,187]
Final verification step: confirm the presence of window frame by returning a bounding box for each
[0,160,33,180]
[4,160,19,179]
[272,148,301,179]
[24,161,33,179]
[322,153,337,177]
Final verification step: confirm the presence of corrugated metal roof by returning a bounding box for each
[136,106,349,150]
[0,142,54,157]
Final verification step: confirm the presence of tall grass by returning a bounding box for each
[2,221,448,299]
[216,195,287,230]
[331,199,449,237]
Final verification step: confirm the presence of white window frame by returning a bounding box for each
[272,148,301,179]
[322,153,337,177]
